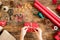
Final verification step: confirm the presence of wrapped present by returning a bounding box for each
[24,22,38,32]
[54,31,60,40]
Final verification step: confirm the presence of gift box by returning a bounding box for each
[54,31,60,40]
[24,22,38,32]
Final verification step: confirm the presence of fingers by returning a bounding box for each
[34,29,38,34]
[21,26,28,31]
[36,28,42,32]
[21,27,28,36]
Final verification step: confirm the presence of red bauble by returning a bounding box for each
[0,21,7,26]
[56,5,60,12]
[52,0,57,4]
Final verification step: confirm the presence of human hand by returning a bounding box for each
[34,28,43,40]
[20,27,28,38]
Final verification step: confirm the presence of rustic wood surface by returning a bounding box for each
[0,0,60,40]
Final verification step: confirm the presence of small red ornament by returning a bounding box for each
[52,0,57,4]
[56,5,60,12]
[24,22,38,32]
[54,31,60,40]
[0,21,7,26]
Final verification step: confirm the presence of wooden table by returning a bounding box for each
[0,0,60,40]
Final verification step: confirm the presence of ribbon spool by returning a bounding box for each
[2,6,9,12]
[14,14,24,22]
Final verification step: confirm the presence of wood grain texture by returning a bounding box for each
[0,0,60,40]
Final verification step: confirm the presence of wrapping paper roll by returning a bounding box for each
[47,7,60,18]
[34,0,60,23]
[34,3,60,27]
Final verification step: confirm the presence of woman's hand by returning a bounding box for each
[20,27,28,40]
[34,28,43,40]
